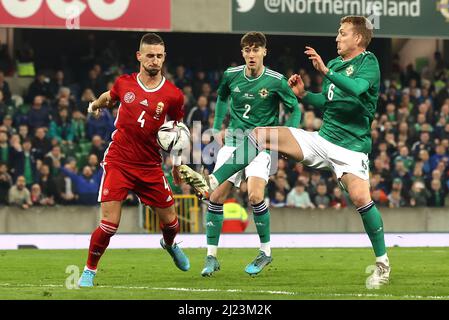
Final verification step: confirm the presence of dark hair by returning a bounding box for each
[340,16,373,48]
[240,31,266,48]
[140,33,164,49]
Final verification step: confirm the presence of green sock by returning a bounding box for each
[213,133,261,184]
[252,201,270,244]
[358,203,386,257]
[206,202,224,246]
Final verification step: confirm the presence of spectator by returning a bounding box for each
[271,190,287,208]
[49,107,74,144]
[43,145,65,176]
[409,181,430,207]
[0,162,12,205]
[314,182,330,209]
[87,153,100,172]
[61,164,102,205]
[83,68,106,98]
[37,163,58,203]
[0,70,12,104]
[388,178,406,208]
[186,95,210,128]
[286,181,314,209]
[28,96,50,131]
[89,135,106,161]
[79,88,96,115]
[392,160,412,194]
[0,130,10,164]
[72,110,87,142]
[8,175,32,209]
[430,144,449,171]
[31,127,52,160]
[18,124,30,142]
[86,109,114,141]
[9,138,38,185]
[330,186,347,209]
[0,91,14,124]
[308,171,322,200]
[174,65,190,89]
[2,114,15,136]
[30,183,54,206]
[418,149,432,177]
[267,172,290,200]
[428,179,446,207]
[26,74,52,103]
[394,145,414,172]
[49,70,68,98]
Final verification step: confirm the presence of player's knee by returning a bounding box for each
[252,128,267,149]
[209,191,226,204]
[350,192,371,208]
[248,191,264,205]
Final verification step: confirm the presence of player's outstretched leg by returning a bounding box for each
[79,219,118,288]
[178,165,214,199]
[159,216,190,271]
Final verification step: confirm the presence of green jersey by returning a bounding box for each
[316,51,380,153]
[215,65,300,146]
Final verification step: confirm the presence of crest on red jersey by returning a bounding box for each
[124,92,135,103]
[154,102,164,120]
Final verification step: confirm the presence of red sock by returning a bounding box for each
[160,216,180,246]
[86,220,118,270]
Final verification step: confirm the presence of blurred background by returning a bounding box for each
[1,0,449,239]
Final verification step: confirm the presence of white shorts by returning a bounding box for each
[288,128,370,181]
[213,145,271,188]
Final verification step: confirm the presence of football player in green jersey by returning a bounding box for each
[180,17,390,287]
[192,32,301,277]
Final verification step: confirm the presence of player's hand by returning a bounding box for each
[87,101,101,119]
[288,74,306,98]
[305,46,329,75]
[172,166,182,185]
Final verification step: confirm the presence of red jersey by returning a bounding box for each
[105,73,184,166]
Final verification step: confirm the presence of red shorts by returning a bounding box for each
[98,162,175,208]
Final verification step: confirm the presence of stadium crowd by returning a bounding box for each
[0,39,448,209]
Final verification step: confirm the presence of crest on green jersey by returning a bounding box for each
[259,88,269,98]
[346,65,354,76]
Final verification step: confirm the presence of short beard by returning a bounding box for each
[144,66,160,77]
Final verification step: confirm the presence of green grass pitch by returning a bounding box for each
[0,247,448,300]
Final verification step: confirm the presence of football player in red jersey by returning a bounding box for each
[78,33,190,287]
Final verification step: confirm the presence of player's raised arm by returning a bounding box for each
[288,74,326,109]
[279,76,301,128]
[324,67,370,97]
[87,90,116,118]
[212,69,231,142]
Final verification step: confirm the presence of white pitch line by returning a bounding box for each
[0,283,448,299]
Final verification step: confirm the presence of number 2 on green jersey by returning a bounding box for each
[243,104,251,119]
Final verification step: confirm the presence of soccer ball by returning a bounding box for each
[157,120,191,152]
